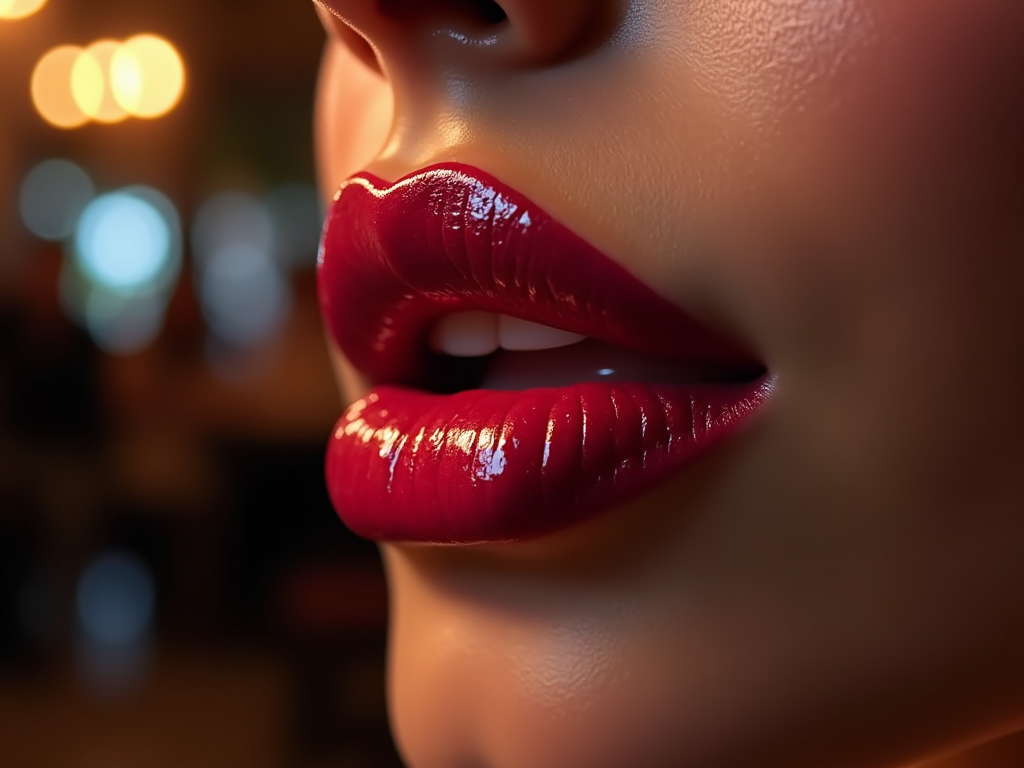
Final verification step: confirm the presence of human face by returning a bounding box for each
[313,2,1024,767]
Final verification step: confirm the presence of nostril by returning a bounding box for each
[471,0,507,24]
[378,0,508,29]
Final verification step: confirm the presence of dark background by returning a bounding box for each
[1,1,403,765]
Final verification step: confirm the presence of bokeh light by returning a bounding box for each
[71,39,128,124]
[201,243,290,345]
[265,183,322,268]
[62,186,182,354]
[110,34,185,118]
[19,158,95,241]
[75,549,156,697]
[192,191,291,346]
[32,36,186,128]
[31,45,89,128]
[77,550,155,648]
[123,184,184,282]
[74,190,171,291]
[192,191,274,263]
[0,0,48,20]
[85,289,167,354]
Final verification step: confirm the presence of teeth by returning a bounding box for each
[428,311,499,357]
[497,314,586,351]
[428,312,587,357]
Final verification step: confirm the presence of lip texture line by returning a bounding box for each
[318,163,773,543]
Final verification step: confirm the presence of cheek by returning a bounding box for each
[315,39,394,198]
[696,0,1024,362]
[678,0,879,132]
[680,0,1024,553]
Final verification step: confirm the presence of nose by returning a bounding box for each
[314,0,615,73]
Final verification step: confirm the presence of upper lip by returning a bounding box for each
[317,162,763,389]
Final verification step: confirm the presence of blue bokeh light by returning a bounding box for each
[19,158,95,241]
[192,191,291,346]
[192,191,273,267]
[74,191,171,292]
[84,290,167,354]
[76,550,155,648]
[264,183,322,268]
[200,242,290,345]
[63,186,182,355]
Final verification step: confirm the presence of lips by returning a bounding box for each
[318,163,773,544]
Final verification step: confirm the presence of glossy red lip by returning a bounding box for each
[318,163,773,544]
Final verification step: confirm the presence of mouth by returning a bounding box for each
[318,163,773,544]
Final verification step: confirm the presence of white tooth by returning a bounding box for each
[498,314,587,351]
[429,311,499,357]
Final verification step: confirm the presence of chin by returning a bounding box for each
[374,437,1024,768]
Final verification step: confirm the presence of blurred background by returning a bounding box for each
[1,1,402,766]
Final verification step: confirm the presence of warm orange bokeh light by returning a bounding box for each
[110,34,186,119]
[31,35,185,129]
[71,40,128,124]
[0,0,48,20]
[31,45,88,129]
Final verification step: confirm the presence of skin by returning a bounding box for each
[311,1,1024,766]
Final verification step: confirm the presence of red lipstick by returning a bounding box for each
[318,164,772,543]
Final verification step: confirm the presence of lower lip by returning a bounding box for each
[326,376,774,544]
